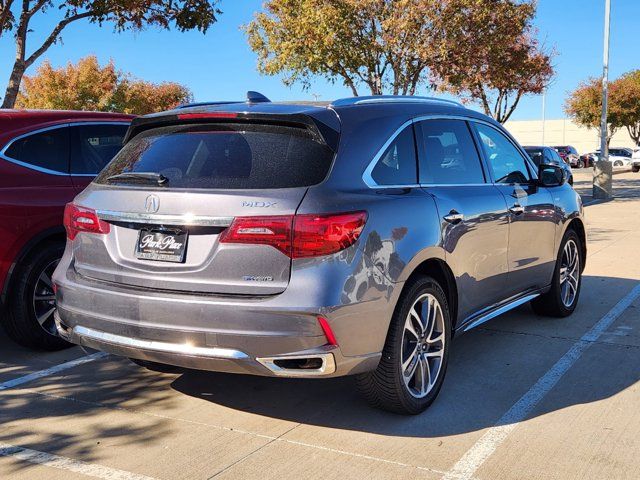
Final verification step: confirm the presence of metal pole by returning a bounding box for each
[541,89,546,145]
[594,0,612,199]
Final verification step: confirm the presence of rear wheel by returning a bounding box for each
[357,275,451,414]
[2,242,70,350]
[577,159,584,168]
[632,166,640,173]
[532,229,582,317]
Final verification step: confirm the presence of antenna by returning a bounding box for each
[247,91,271,103]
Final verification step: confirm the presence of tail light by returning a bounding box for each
[64,203,110,240]
[220,211,367,258]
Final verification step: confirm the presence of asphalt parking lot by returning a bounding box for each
[1,168,639,480]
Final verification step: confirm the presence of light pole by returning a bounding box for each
[541,89,546,145]
[594,0,612,199]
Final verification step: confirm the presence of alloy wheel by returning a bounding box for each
[560,239,580,308]
[401,293,446,398]
[32,259,59,336]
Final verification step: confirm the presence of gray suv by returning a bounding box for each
[53,94,585,414]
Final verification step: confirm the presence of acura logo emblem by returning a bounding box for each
[144,194,160,213]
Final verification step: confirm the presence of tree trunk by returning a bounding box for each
[2,60,26,109]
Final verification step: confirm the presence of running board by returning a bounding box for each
[462,293,540,332]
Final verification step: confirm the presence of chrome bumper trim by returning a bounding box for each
[73,325,249,360]
[256,352,336,377]
[97,210,234,227]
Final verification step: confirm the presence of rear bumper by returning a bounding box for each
[54,265,393,378]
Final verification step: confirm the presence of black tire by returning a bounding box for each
[1,241,70,350]
[613,160,623,167]
[531,229,582,317]
[129,358,185,373]
[632,166,640,173]
[577,160,584,169]
[356,275,451,415]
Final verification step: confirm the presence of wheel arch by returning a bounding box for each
[1,227,66,303]
[564,217,587,272]
[404,258,459,332]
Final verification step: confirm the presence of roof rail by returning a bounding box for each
[331,95,464,108]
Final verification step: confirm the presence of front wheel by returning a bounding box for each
[357,275,451,414]
[632,166,640,173]
[613,160,623,167]
[532,229,582,317]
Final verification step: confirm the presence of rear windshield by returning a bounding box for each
[96,123,335,189]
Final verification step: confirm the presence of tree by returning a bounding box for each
[245,0,553,122]
[564,77,625,147]
[16,55,193,114]
[0,0,220,109]
[614,70,640,146]
[428,0,554,123]
[244,0,439,96]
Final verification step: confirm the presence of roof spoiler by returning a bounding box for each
[124,109,339,152]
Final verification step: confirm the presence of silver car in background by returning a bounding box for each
[53,94,585,414]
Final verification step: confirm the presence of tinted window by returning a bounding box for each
[417,119,485,184]
[524,147,544,166]
[4,127,69,173]
[97,123,334,189]
[475,124,531,184]
[370,126,417,185]
[550,149,564,164]
[71,124,128,174]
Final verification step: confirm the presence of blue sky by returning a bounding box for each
[0,0,637,120]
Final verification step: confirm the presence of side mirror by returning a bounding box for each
[538,163,566,187]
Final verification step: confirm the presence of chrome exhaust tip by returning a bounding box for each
[256,352,336,377]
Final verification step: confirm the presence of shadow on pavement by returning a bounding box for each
[170,275,640,438]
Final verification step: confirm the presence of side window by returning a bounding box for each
[416,119,485,184]
[3,127,69,173]
[550,149,563,164]
[70,124,128,175]
[370,125,417,186]
[474,123,531,184]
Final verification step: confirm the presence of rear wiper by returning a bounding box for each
[106,172,168,185]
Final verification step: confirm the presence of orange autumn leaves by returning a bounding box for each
[16,56,192,115]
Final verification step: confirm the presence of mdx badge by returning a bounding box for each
[242,201,277,208]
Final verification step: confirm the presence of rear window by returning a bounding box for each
[96,123,335,189]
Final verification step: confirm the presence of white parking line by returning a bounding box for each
[442,283,640,480]
[0,442,157,480]
[0,352,108,391]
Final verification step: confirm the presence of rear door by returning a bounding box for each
[72,121,336,295]
[415,118,510,322]
[472,122,556,296]
[69,122,129,192]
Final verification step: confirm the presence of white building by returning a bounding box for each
[504,118,637,154]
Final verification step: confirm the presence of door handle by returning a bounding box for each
[443,210,464,224]
[509,204,525,215]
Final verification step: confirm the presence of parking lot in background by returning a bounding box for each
[1,168,639,480]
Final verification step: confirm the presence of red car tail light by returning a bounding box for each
[219,215,293,256]
[63,203,110,240]
[219,211,367,258]
[292,211,367,258]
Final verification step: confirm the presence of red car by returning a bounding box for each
[0,110,133,350]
